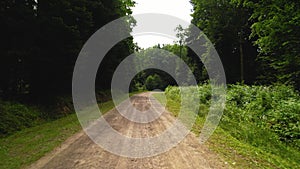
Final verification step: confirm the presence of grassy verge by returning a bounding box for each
[153,88,300,169]
[0,114,80,169]
[0,99,116,169]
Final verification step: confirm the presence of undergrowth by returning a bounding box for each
[155,84,300,168]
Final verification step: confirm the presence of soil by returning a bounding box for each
[27,92,229,169]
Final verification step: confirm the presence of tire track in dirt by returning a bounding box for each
[28,92,228,169]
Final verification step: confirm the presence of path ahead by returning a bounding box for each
[28,93,227,169]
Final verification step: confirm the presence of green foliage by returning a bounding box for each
[0,94,122,169]
[165,86,180,102]
[132,82,146,92]
[133,43,203,90]
[190,0,258,83]
[145,74,163,90]
[0,0,136,101]
[243,0,300,89]
[0,96,77,137]
[225,84,300,148]
[0,101,42,136]
[0,93,94,137]
[0,114,81,169]
[190,0,300,89]
[164,84,300,166]
[132,44,188,90]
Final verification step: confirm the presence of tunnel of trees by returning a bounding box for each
[131,0,299,92]
[1,0,299,100]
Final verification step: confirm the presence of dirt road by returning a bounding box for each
[28,93,227,169]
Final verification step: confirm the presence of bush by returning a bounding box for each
[0,100,42,136]
[0,95,78,137]
[165,84,300,149]
[225,84,300,148]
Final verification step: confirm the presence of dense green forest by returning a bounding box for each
[192,0,299,88]
[136,0,300,91]
[0,0,299,168]
[1,0,299,101]
[0,0,136,135]
[0,0,135,103]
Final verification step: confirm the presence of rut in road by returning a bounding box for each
[28,92,227,169]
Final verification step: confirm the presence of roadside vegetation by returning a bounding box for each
[0,92,115,169]
[154,84,300,168]
[0,114,80,169]
[0,89,142,169]
[1,0,299,168]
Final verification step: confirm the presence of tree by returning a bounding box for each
[132,46,177,90]
[0,0,136,102]
[190,0,258,84]
[145,74,163,91]
[241,0,300,89]
[29,0,92,99]
[0,0,37,99]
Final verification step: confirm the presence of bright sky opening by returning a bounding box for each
[131,0,193,49]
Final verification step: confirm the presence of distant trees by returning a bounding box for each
[0,0,135,102]
[131,45,177,91]
[131,43,196,91]
[145,74,163,90]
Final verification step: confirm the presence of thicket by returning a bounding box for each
[0,98,73,137]
[0,100,42,136]
[0,90,114,137]
[165,84,300,150]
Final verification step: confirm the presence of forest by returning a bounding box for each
[137,0,300,90]
[0,0,135,102]
[1,0,299,102]
[0,0,299,168]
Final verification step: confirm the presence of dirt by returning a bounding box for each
[27,92,229,169]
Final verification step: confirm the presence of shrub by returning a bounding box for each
[0,101,42,136]
[165,84,300,149]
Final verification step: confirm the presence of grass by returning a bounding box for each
[0,90,143,169]
[0,114,80,169]
[153,90,300,169]
[0,101,44,137]
[2,88,297,169]
[0,99,116,169]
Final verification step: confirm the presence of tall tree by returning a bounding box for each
[0,0,37,99]
[241,0,300,89]
[189,0,258,84]
[30,0,90,99]
[0,0,136,102]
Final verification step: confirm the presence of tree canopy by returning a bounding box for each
[0,0,135,102]
[188,0,300,90]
